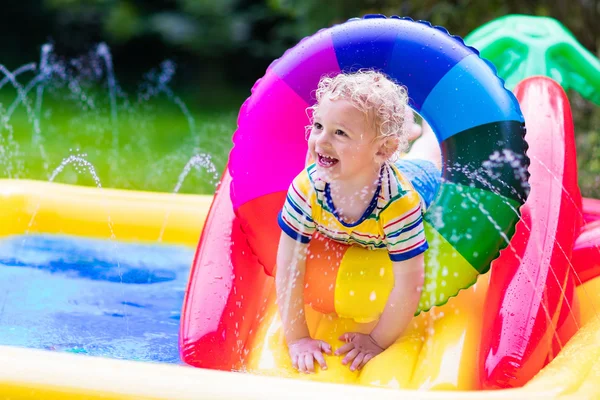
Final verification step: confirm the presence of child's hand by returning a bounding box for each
[335,332,384,371]
[288,337,332,373]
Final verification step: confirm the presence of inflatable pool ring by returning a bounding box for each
[479,77,582,389]
[229,15,530,316]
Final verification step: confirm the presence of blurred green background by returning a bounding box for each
[1,0,599,196]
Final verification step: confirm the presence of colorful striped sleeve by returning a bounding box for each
[381,190,428,262]
[277,169,316,243]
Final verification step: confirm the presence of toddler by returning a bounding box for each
[276,70,441,374]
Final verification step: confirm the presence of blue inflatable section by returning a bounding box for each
[420,54,525,141]
[331,16,474,111]
[386,21,472,110]
[331,18,399,75]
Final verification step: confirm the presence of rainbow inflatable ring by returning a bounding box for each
[181,14,542,389]
[234,15,529,316]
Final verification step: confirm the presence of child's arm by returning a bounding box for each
[335,254,425,371]
[276,232,332,373]
[370,254,424,347]
[276,232,311,342]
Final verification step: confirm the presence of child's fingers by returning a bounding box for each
[360,353,374,369]
[350,352,365,371]
[313,350,327,370]
[319,341,332,354]
[291,354,299,370]
[335,341,354,356]
[305,353,315,373]
[342,348,359,365]
[338,332,356,342]
[297,355,307,373]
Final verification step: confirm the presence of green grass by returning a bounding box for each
[0,88,241,195]
[1,85,599,199]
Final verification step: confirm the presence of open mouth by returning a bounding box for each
[317,153,339,168]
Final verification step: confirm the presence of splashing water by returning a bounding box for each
[446,148,530,203]
[29,154,114,253]
[34,44,53,144]
[0,42,234,364]
[442,154,583,346]
[0,42,228,194]
[139,60,198,150]
[17,153,133,335]
[96,43,119,168]
[157,153,220,242]
[48,154,103,187]
[172,153,219,193]
[465,149,592,325]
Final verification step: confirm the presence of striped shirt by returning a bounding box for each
[277,163,429,262]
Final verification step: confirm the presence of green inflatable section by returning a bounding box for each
[421,222,478,312]
[425,183,520,273]
[465,14,600,105]
[419,184,520,312]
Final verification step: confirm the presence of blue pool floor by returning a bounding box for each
[0,234,195,364]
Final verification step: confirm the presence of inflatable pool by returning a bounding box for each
[0,79,600,398]
[178,14,599,395]
[1,76,596,399]
[1,14,600,400]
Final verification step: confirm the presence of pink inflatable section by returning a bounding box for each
[479,77,582,388]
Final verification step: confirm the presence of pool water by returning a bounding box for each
[0,234,195,364]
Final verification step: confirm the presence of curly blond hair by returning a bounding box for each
[309,69,410,158]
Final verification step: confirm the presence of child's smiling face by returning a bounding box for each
[308,96,385,183]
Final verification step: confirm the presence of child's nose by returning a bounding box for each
[316,130,332,147]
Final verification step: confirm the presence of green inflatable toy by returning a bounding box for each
[465,14,600,105]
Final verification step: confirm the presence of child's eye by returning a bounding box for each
[335,129,347,137]
[313,122,323,130]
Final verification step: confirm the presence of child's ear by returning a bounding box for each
[375,136,400,162]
